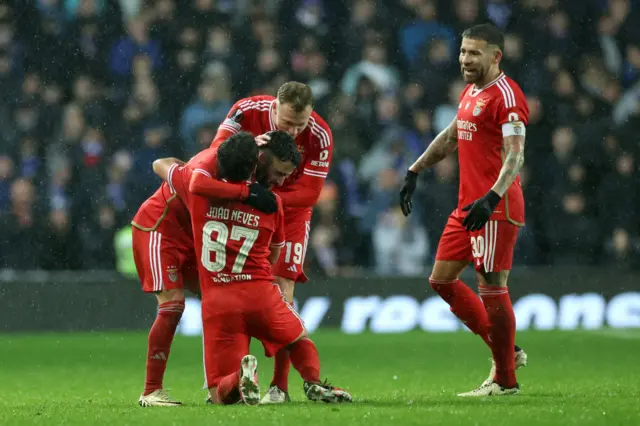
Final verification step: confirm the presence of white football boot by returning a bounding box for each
[138,389,182,407]
[304,381,353,403]
[481,346,528,388]
[458,380,520,397]
[260,385,291,404]
[239,355,260,406]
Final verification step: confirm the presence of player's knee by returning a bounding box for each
[155,289,185,305]
[430,260,467,282]
[477,270,509,287]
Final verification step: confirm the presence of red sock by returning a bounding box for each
[479,285,517,388]
[271,348,291,392]
[215,371,241,404]
[143,300,184,395]
[270,302,294,392]
[430,278,491,346]
[289,338,321,384]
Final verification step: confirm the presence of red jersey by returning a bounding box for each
[131,145,250,245]
[131,181,192,246]
[167,164,285,294]
[456,73,529,225]
[211,95,333,219]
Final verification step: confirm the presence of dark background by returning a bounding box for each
[1,0,640,277]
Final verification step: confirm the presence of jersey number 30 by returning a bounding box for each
[202,220,258,273]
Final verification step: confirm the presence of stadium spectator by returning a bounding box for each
[0,0,639,273]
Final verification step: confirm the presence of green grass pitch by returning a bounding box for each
[1,330,639,425]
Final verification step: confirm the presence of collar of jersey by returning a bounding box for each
[470,72,505,96]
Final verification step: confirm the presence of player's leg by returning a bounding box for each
[264,275,295,402]
[202,307,257,405]
[251,284,352,403]
[264,221,310,403]
[133,228,186,407]
[140,289,185,406]
[430,214,492,345]
[458,220,522,396]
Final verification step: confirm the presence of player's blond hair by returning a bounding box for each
[277,82,314,112]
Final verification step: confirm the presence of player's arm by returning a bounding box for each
[461,87,529,231]
[268,196,286,264]
[491,131,525,196]
[409,118,458,173]
[153,156,250,200]
[399,118,458,216]
[275,132,333,208]
[210,99,251,149]
[165,163,191,204]
[152,157,185,181]
[274,173,325,208]
[189,168,250,200]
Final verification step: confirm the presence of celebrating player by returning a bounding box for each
[166,132,351,405]
[400,24,529,396]
[208,81,332,404]
[133,138,278,407]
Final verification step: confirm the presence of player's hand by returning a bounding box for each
[255,133,271,147]
[399,170,418,216]
[245,183,278,213]
[461,190,502,231]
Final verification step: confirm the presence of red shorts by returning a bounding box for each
[272,220,311,283]
[132,227,199,294]
[201,282,305,388]
[435,211,520,272]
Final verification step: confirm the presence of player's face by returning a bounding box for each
[459,37,500,84]
[274,101,312,138]
[266,157,296,187]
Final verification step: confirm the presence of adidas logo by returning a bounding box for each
[287,265,297,273]
[151,352,167,361]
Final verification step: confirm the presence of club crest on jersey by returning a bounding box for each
[167,267,179,283]
[472,99,486,116]
[513,122,523,135]
[297,145,305,156]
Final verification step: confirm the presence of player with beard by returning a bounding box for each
[400,23,529,396]
[202,82,332,404]
[134,133,280,407]
[163,133,352,405]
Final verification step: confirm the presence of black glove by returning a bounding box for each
[399,170,419,216]
[245,183,278,213]
[461,190,502,231]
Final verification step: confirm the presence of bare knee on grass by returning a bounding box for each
[155,289,185,305]
[430,260,469,282]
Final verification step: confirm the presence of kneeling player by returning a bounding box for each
[168,132,352,405]
[133,137,278,407]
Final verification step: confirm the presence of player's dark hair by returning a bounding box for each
[216,131,258,182]
[462,23,504,52]
[277,81,314,112]
[260,130,301,168]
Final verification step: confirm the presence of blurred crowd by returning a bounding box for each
[1,0,639,276]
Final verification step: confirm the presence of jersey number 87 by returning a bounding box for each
[202,220,258,273]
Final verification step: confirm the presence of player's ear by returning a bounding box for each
[493,48,502,64]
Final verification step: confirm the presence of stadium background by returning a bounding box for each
[1,0,640,332]
[1,1,640,424]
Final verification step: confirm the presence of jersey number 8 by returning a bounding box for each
[202,220,258,273]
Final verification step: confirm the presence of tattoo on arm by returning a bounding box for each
[492,135,525,196]
[409,118,458,173]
